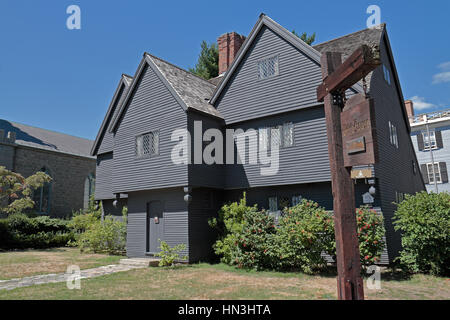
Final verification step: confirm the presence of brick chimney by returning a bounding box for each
[405,100,414,122]
[217,32,246,75]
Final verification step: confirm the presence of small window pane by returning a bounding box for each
[258,56,279,80]
[268,197,278,212]
[282,122,294,147]
[271,126,281,149]
[258,127,269,152]
[292,195,302,206]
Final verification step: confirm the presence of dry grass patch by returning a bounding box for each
[0,248,122,280]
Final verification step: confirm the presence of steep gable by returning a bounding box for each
[91,74,133,156]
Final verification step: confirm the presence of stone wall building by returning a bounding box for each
[0,119,96,217]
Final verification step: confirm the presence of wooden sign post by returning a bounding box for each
[317,45,380,300]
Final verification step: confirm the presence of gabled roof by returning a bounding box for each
[0,119,94,158]
[90,73,133,156]
[109,53,223,133]
[209,13,364,105]
[314,24,411,132]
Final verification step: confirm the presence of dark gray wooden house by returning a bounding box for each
[92,14,425,264]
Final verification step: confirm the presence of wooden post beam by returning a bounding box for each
[317,45,381,102]
[320,51,365,300]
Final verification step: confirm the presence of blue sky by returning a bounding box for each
[0,0,449,139]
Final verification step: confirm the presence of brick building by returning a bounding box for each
[0,119,96,217]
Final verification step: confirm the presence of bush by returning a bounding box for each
[208,193,258,265]
[276,200,335,273]
[75,215,126,255]
[393,191,450,276]
[0,213,74,250]
[154,240,187,266]
[232,209,277,270]
[211,196,387,273]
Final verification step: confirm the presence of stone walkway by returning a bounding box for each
[0,264,144,291]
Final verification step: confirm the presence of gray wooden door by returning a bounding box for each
[147,201,164,253]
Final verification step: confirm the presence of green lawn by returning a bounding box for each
[1,260,449,300]
[0,248,122,280]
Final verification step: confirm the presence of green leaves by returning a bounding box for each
[393,191,450,276]
[291,30,316,45]
[0,166,52,215]
[154,240,187,267]
[189,41,219,80]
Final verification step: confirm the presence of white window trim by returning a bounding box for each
[422,130,438,150]
[426,162,442,184]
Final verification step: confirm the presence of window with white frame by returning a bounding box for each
[422,130,437,149]
[426,162,442,184]
[389,121,398,148]
[292,195,302,206]
[135,131,159,157]
[257,56,279,80]
[258,122,294,150]
[383,64,391,85]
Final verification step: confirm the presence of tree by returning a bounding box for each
[189,41,219,80]
[0,166,52,215]
[292,30,316,45]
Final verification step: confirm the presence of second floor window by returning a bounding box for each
[389,121,398,148]
[258,122,294,151]
[136,131,159,157]
[422,130,437,149]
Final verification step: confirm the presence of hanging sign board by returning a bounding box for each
[341,94,378,167]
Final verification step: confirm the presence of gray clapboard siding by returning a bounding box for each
[215,25,324,124]
[126,188,188,258]
[95,152,115,200]
[188,188,223,262]
[369,34,425,261]
[224,106,331,189]
[112,64,188,193]
[97,84,126,155]
[188,111,226,189]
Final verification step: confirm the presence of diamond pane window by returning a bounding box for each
[271,126,281,149]
[282,122,294,147]
[292,195,302,206]
[258,127,269,151]
[136,131,159,157]
[257,56,279,80]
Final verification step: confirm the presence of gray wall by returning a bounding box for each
[224,106,331,189]
[126,188,189,259]
[369,35,425,260]
[188,111,226,189]
[95,152,115,200]
[112,64,188,194]
[214,25,323,124]
[96,84,126,155]
[188,187,223,262]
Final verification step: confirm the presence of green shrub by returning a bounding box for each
[232,209,277,270]
[0,213,74,250]
[211,196,387,273]
[154,240,187,266]
[208,193,258,264]
[75,215,126,255]
[276,200,335,273]
[393,191,450,276]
